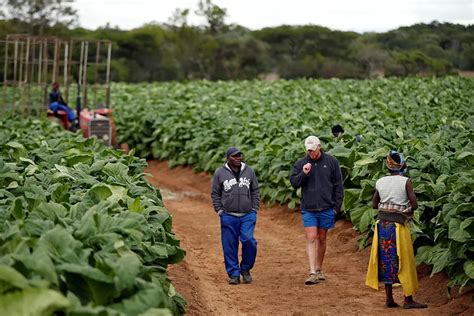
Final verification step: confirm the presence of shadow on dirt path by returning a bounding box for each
[146,160,473,316]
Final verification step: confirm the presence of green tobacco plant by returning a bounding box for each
[0,117,186,315]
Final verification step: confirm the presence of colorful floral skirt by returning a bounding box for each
[377,220,399,284]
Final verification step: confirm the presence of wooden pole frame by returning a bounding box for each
[1,35,113,115]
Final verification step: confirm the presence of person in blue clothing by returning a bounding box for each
[290,136,344,285]
[48,82,76,124]
[211,147,260,285]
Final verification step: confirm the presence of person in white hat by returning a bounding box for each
[290,136,344,285]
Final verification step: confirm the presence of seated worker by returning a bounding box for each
[331,124,362,143]
[48,82,76,123]
[331,124,345,137]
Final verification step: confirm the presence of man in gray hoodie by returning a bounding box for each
[211,147,260,285]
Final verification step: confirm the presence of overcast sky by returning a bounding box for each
[72,0,473,33]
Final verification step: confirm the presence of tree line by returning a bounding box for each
[1,0,473,82]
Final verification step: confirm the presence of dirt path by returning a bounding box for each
[146,161,472,316]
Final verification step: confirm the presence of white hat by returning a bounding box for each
[304,136,321,151]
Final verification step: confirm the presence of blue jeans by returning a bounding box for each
[220,211,257,278]
[49,102,76,122]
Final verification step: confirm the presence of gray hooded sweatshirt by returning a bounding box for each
[211,162,260,216]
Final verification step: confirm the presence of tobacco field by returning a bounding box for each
[113,77,473,291]
[0,76,472,315]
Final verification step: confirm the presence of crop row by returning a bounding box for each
[0,117,185,315]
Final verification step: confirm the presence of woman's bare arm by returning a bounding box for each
[405,179,418,210]
[372,190,380,209]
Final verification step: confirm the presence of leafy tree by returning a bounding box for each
[116,24,168,82]
[0,0,78,35]
[195,0,227,34]
[393,50,452,76]
[2,1,471,82]
[459,42,474,69]
[352,41,391,78]
[208,30,270,80]
[168,8,190,29]
[253,25,360,79]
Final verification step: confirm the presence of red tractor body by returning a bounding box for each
[79,109,116,146]
[46,108,116,146]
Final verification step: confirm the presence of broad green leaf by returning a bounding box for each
[113,254,142,291]
[359,208,376,232]
[416,245,433,265]
[23,218,54,237]
[36,202,67,223]
[24,164,38,175]
[59,266,116,305]
[111,285,168,315]
[460,217,474,233]
[14,248,58,285]
[431,247,451,275]
[52,184,70,203]
[448,218,470,242]
[108,185,128,203]
[395,127,404,139]
[88,184,113,201]
[129,197,145,213]
[89,160,106,173]
[9,198,24,221]
[353,157,377,167]
[464,261,474,279]
[65,154,93,166]
[457,151,473,160]
[58,263,113,283]
[6,141,24,149]
[0,265,29,293]
[103,162,131,183]
[53,164,76,180]
[328,146,352,159]
[0,288,70,316]
[37,227,88,264]
[141,308,173,316]
[19,157,34,164]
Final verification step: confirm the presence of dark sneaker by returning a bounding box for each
[385,301,399,308]
[241,270,252,284]
[403,301,427,309]
[305,273,319,285]
[228,276,240,285]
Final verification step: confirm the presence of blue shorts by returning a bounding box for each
[301,208,335,229]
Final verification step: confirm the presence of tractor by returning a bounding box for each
[1,35,115,146]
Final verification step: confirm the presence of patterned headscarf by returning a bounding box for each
[386,150,406,172]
